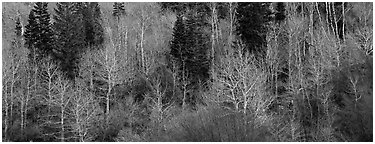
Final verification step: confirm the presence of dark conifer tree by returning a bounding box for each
[79,2,104,47]
[10,16,24,59]
[236,2,272,59]
[15,16,23,37]
[34,2,54,57]
[112,2,126,18]
[170,10,211,107]
[184,11,210,85]
[170,11,210,85]
[275,2,286,22]
[24,2,54,63]
[53,2,86,80]
[170,14,187,64]
[24,7,38,61]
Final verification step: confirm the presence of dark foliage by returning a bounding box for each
[113,2,126,18]
[169,10,211,107]
[10,16,23,56]
[170,14,187,64]
[53,2,86,80]
[78,2,105,47]
[236,2,272,59]
[24,2,54,63]
[275,2,286,22]
[183,11,211,86]
[15,16,23,37]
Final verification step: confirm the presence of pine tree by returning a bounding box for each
[170,11,210,85]
[236,2,272,59]
[169,10,211,107]
[79,2,104,47]
[34,2,54,57]
[15,16,23,37]
[24,2,54,63]
[184,11,210,85]
[275,2,286,22]
[112,2,126,18]
[53,2,86,80]
[11,16,24,59]
[24,10,38,62]
[170,14,187,64]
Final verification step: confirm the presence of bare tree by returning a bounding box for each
[210,2,220,72]
[213,41,268,115]
[92,27,123,125]
[68,78,101,142]
[146,75,174,135]
[54,75,72,142]
[2,34,28,140]
[38,60,71,141]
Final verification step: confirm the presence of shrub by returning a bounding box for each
[162,106,275,142]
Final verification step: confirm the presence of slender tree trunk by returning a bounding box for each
[229,2,235,49]
[325,2,331,36]
[124,25,128,67]
[342,2,345,43]
[287,3,296,140]
[106,79,111,125]
[61,99,65,142]
[211,3,217,66]
[4,81,9,141]
[332,3,339,40]
[140,9,146,74]
[10,71,15,130]
[20,98,24,135]
[182,62,187,110]
[24,72,31,132]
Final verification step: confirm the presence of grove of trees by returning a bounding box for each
[2,2,373,142]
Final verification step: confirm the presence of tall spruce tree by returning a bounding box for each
[275,2,286,22]
[112,2,126,18]
[184,11,210,85]
[79,2,104,47]
[24,2,54,63]
[24,9,38,62]
[53,2,86,80]
[170,14,187,64]
[236,2,272,59]
[15,16,23,37]
[169,10,211,107]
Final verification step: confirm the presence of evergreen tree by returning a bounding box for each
[79,2,104,47]
[275,2,286,22]
[236,2,272,59]
[170,11,210,85]
[24,8,38,62]
[12,16,23,49]
[112,2,126,18]
[169,10,211,107]
[34,2,54,57]
[15,16,23,37]
[184,11,210,85]
[53,2,86,80]
[24,2,54,63]
[170,14,187,64]
[10,15,24,60]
